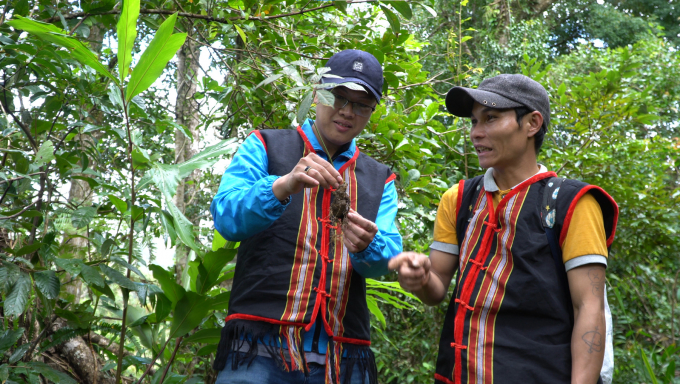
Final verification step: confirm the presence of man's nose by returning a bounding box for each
[338,102,354,117]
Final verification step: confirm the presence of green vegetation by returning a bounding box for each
[0,0,677,383]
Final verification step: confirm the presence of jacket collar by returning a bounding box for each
[484,164,549,192]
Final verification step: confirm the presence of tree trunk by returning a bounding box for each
[49,319,116,384]
[64,24,106,303]
[173,27,201,284]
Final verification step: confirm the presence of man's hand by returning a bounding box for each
[343,209,378,253]
[388,252,432,292]
[272,153,343,201]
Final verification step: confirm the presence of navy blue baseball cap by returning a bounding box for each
[320,49,384,102]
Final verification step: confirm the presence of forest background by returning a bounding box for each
[0,0,678,383]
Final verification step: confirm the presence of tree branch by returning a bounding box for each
[44,4,339,24]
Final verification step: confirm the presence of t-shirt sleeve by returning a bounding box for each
[431,184,460,255]
[561,192,609,271]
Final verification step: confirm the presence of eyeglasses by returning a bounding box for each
[331,92,376,117]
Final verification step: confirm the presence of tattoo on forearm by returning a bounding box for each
[581,326,603,354]
[587,268,605,296]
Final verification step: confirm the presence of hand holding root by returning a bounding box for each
[273,153,343,201]
[342,209,378,253]
[388,252,431,292]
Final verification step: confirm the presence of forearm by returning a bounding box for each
[571,302,605,384]
[211,175,287,241]
[412,269,449,306]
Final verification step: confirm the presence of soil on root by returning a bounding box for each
[330,182,350,240]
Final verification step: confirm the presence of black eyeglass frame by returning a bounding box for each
[330,91,376,117]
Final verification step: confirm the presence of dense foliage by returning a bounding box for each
[0,0,678,383]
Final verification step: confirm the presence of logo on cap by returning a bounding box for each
[352,61,363,72]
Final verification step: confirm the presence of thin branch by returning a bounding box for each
[0,172,46,185]
[0,201,37,220]
[44,4,339,24]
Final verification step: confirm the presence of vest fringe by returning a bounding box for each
[212,319,308,374]
[212,320,376,384]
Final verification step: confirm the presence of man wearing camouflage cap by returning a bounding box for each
[389,74,618,384]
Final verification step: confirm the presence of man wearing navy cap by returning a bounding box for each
[211,49,402,384]
[389,74,618,384]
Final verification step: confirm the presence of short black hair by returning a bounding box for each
[515,107,546,153]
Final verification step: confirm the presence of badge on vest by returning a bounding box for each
[353,61,363,72]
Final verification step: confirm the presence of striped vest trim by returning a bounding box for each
[214,127,392,384]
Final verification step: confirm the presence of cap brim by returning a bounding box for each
[445,87,523,117]
[321,77,381,103]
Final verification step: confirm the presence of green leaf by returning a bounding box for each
[169,292,211,339]
[131,205,144,221]
[203,248,236,287]
[254,73,283,90]
[25,362,77,384]
[154,292,172,322]
[109,194,128,213]
[408,169,421,182]
[125,13,187,101]
[100,265,138,291]
[212,229,227,251]
[80,263,106,289]
[165,198,201,252]
[6,16,117,84]
[639,347,659,384]
[316,89,335,107]
[71,206,96,228]
[334,0,348,14]
[34,140,54,166]
[182,328,222,344]
[380,5,400,34]
[297,91,314,124]
[234,24,247,44]
[54,258,83,276]
[34,270,60,299]
[117,0,140,82]
[0,363,8,382]
[5,272,31,317]
[176,139,238,180]
[207,291,231,311]
[9,343,30,364]
[111,256,147,280]
[149,264,185,303]
[366,296,386,329]
[0,329,24,355]
[385,1,412,19]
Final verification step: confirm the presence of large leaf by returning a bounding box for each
[176,138,238,180]
[297,91,314,124]
[34,270,60,299]
[384,1,412,19]
[207,291,231,311]
[4,272,31,317]
[79,263,106,289]
[149,264,185,303]
[25,362,77,384]
[0,329,24,355]
[34,140,54,166]
[154,292,172,322]
[125,13,187,101]
[380,5,400,34]
[117,0,140,82]
[6,16,117,84]
[198,249,237,294]
[169,292,211,339]
[71,206,96,228]
[182,328,222,345]
[100,265,138,291]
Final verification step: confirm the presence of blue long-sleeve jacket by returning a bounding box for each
[210,119,402,278]
[210,119,402,356]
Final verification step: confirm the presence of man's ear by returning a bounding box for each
[525,111,544,138]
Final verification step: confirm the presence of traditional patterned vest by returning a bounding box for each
[434,172,618,384]
[213,127,394,384]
